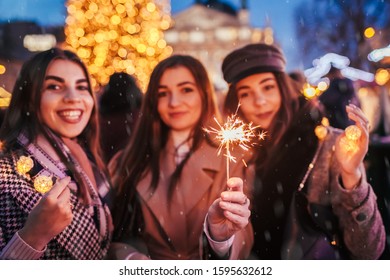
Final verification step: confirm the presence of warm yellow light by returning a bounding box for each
[136,44,147,53]
[65,0,172,90]
[118,48,127,58]
[146,47,156,56]
[16,156,34,175]
[89,2,98,12]
[115,4,126,14]
[67,4,77,14]
[94,32,105,43]
[160,19,170,30]
[364,27,375,38]
[157,39,166,48]
[375,69,390,85]
[358,87,369,97]
[34,175,53,194]
[0,65,6,75]
[75,28,85,37]
[79,36,88,46]
[111,15,121,25]
[302,83,317,99]
[264,36,274,45]
[317,81,329,91]
[146,3,156,12]
[345,125,362,141]
[85,10,94,19]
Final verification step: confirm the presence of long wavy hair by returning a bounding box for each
[112,55,220,240]
[0,48,104,202]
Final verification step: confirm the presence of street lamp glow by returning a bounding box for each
[364,27,375,38]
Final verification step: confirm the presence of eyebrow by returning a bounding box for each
[236,77,275,91]
[158,81,196,88]
[44,75,88,84]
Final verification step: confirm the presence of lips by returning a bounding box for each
[256,111,273,119]
[57,109,83,123]
[169,111,187,118]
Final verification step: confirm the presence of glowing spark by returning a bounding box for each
[204,110,263,180]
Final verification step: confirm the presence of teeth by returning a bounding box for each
[58,110,82,118]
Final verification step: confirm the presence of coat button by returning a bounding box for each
[356,213,366,221]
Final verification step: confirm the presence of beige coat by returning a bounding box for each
[132,138,253,259]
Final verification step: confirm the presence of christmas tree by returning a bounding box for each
[64,0,172,90]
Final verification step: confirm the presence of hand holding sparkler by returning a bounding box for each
[206,177,251,242]
[335,104,369,190]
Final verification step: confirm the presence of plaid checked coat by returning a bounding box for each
[0,147,112,259]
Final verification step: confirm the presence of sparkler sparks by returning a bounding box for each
[204,108,264,180]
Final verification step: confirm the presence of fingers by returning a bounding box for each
[219,199,251,229]
[46,176,71,198]
[222,177,246,204]
[43,176,73,214]
[346,104,370,135]
[226,177,243,192]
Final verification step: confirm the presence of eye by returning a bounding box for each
[45,83,61,91]
[264,84,275,91]
[157,90,168,98]
[76,84,90,92]
[181,87,195,94]
[238,91,249,99]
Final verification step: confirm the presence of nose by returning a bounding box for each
[168,92,181,107]
[63,88,81,103]
[254,91,267,106]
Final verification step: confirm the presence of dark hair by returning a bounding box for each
[112,55,220,240]
[0,47,104,202]
[99,72,143,115]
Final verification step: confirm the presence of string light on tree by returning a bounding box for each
[64,0,173,90]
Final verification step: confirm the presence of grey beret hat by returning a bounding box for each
[222,43,286,83]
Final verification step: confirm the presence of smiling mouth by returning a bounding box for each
[57,109,83,123]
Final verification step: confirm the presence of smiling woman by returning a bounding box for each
[40,59,94,138]
[0,48,113,260]
[108,55,253,260]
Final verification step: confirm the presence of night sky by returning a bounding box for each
[0,0,305,70]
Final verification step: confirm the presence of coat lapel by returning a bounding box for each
[180,142,223,213]
[136,140,223,252]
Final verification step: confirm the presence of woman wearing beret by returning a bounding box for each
[222,43,385,259]
[0,48,112,259]
[108,55,252,260]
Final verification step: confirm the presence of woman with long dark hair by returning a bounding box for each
[222,43,385,259]
[0,48,112,259]
[109,55,252,260]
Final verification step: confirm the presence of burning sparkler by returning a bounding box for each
[204,105,264,180]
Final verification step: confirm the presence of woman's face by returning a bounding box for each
[40,59,94,138]
[157,66,202,135]
[235,72,281,129]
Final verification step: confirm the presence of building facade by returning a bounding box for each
[165,1,274,91]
